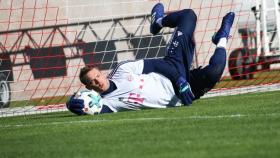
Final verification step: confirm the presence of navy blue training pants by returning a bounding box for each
[143,9,226,99]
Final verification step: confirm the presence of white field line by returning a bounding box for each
[1,83,280,118]
[0,105,68,118]
[203,83,280,98]
[1,113,280,129]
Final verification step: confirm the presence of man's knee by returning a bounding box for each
[178,9,197,35]
[205,64,224,83]
[181,9,197,23]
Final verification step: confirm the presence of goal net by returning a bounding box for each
[0,0,280,117]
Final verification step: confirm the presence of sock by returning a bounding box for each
[156,17,163,27]
[216,37,227,48]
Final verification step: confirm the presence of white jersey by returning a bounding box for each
[102,60,181,112]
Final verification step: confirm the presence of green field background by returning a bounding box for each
[1,91,280,158]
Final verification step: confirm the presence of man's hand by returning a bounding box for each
[66,95,87,115]
[176,76,195,105]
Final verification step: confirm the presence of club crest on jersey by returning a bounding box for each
[127,75,133,81]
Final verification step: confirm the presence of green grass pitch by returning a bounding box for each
[1,91,280,158]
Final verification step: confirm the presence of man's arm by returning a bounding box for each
[99,105,114,114]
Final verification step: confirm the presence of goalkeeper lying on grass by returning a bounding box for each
[66,3,235,115]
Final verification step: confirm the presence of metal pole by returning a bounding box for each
[255,0,262,57]
[261,0,270,56]
[273,0,280,54]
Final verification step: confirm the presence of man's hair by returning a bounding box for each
[79,66,97,86]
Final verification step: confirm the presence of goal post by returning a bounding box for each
[0,0,280,117]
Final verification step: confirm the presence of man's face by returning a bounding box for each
[85,68,110,93]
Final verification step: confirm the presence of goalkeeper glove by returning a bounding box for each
[176,76,195,105]
[66,95,86,115]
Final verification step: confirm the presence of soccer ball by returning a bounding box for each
[74,90,103,115]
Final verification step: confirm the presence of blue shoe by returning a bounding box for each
[150,3,164,35]
[212,12,235,45]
